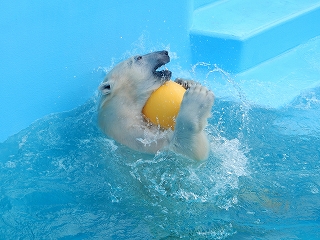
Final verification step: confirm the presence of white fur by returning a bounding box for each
[98,51,214,160]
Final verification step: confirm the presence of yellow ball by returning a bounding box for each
[142,81,186,130]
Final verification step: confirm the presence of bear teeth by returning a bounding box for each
[153,63,171,80]
[155,69,172,80]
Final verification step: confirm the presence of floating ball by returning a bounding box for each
[142,81,186,130]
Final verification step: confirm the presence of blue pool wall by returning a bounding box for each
[0,0,193,142]
[1,0,320,142]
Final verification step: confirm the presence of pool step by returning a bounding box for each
[190,0,320,73]
[234,36,320,108]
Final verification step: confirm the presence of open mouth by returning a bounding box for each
[153,62,172,80]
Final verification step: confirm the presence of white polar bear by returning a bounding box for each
[98,50,214,161]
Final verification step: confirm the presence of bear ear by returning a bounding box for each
[99,81,112,95]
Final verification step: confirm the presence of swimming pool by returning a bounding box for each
[1,1,320,239]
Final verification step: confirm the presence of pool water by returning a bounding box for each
[1,1,320,238]
[1,67,319,239]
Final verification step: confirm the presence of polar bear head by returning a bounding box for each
[99,50,172,107]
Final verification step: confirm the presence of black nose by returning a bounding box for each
[162,50,168,55]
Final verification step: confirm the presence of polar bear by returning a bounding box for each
[98,50,214,161]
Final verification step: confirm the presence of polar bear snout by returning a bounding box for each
[151,50,169,59]
[149,50,171,81]
[154,50,170,66]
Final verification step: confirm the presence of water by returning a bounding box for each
[1,72,320,239]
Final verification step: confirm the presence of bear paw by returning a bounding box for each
[176,83,214,132]
[183,83,214,119]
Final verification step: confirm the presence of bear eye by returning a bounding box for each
[136,56,142,61]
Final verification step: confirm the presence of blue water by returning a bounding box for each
[1,0,320,238]
[1,67,319,239]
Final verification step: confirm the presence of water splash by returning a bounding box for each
[1,61,319,238]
